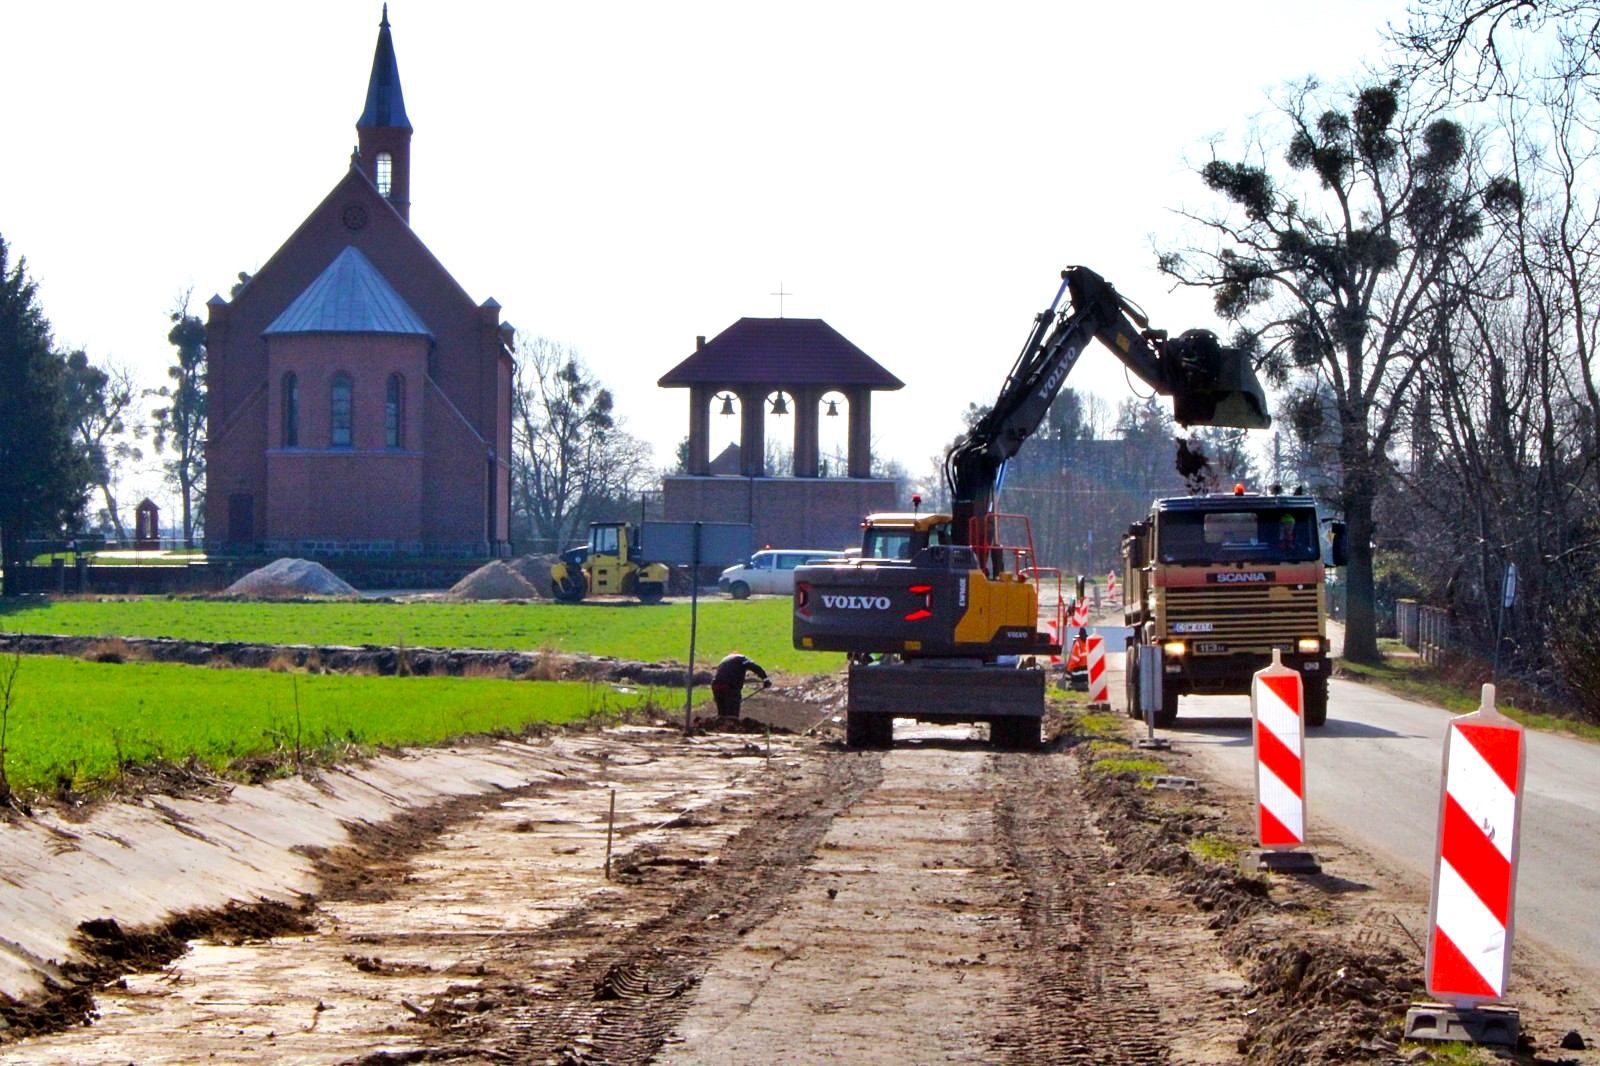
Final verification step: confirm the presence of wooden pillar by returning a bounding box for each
[848,388,872,478]
[740,387,766,478]
[688,385,712,475]
[793,386,820,477]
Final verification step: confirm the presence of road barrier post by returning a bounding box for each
[1241,649,1319,874]
[1042,617,1062,665]
[1404,683,1525,1047]
[1086,635,1108,708]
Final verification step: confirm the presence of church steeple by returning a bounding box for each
[356,4,412,223]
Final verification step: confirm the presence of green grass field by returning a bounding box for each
[0,655,673,793]
[0,595,842,796]
[0,596,838,675]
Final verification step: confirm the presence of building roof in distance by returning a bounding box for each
[264,245,432,338]
[658,317,903,390]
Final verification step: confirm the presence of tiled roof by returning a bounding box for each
[357,5,411,130]
[263,246,431,337]
[658,318,903,389]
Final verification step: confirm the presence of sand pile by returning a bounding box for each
[507,554,558,595]
[225,558,357,599]
[447,560,539,601]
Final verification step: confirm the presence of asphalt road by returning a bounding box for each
[1112,654,1600,986]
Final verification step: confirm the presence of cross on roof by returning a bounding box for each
[771,283,792,317]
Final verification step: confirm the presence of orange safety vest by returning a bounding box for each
[1065,636,1088,672]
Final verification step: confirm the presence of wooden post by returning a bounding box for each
[604,788,617,880]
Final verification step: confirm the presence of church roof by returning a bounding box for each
[658,317,903,390]
[357,4,410,130]
[264,245,432,337]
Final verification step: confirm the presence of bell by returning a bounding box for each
[825,399,840,417]
[771,393,789,416]
[718,394,736,416]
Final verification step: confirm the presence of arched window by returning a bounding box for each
[281,372,299,447]
[375,151,393,197]
[331,372,354,447]
[386,373,405,448]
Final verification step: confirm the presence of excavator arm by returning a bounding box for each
[946,265,1269,543]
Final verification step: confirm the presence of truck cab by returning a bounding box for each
[1123,489,1344,726]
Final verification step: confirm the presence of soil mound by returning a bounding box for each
[447,560,539,601]
[224,558,357,599]
[507,554,558,595]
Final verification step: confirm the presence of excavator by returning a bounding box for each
[792,265,1271,749]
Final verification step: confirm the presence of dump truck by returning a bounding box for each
[1121,487,1347,727]
[793,265,1271,749]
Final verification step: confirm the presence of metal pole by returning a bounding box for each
[683,522,702,736]
[1493,562,1516,680]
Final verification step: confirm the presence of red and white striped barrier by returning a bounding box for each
[1071,598,1089,630]
[1426,684,1525,1005]
[1106,571,1118,601]
[1250,650,1306,849]
[1086,634,1108,705]
[1041,617,1062,664]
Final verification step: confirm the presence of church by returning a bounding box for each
[203,7,513,557]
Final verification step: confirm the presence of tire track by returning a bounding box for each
[989,752,1181,1066]
[386,749,884,1065]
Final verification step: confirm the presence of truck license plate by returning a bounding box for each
[1195,642,1226,654]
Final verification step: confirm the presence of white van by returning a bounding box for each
[718,549,846,598]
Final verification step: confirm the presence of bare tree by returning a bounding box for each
[1159,79,1516,662]
[63,352,143,541]
[510,335,654,552]
[1395,1,1600,101]
[1382,56,1600,695]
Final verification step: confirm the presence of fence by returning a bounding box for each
[1395,599,1453,664]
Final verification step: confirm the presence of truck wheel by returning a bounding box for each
[1304,675,1329,728]
[728,580,751,600]
[846,712,891,749]
[551,574,586,603]
[636,581,665,604]
[991,716,1040,751]
[1154,684,1180,728]
[1124,649,1141,719]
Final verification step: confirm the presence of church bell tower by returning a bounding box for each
[356,4,412,222]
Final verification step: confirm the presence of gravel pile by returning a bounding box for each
[447,560,539,601]
[224,558,357,599]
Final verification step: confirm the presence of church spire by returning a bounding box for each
[357,4,410,131]
[355,4,412,222]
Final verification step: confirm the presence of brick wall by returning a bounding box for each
[661,476,900,552]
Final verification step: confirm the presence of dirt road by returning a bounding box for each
[4,704,1598,1065]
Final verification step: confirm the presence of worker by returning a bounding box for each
[1277,513,1298,551]
[711,652,770,718]
[1065,633,1089,675]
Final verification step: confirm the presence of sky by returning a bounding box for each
[0,0,1414,514]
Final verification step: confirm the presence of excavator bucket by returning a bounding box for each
[1169,340,1270,430]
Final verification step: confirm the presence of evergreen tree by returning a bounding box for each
[0,236,88,593]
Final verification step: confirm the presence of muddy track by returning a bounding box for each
[379,750,884,1065]
[989,751,1174,1064]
